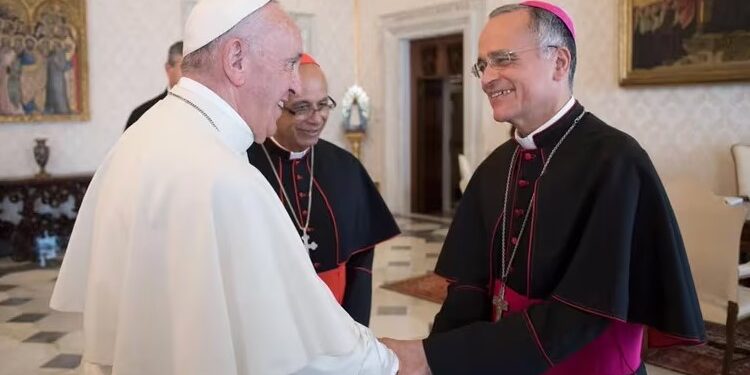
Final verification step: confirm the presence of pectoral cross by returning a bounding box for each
[302,233,318,251]
[493,290,509,322]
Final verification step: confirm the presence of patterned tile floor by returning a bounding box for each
[0,215,678,374]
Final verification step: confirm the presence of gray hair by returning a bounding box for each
[167,41,183,66]
[489,4,577,89]
[181,0,276,74]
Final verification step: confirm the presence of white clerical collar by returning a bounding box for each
[515,96,576,150]
[269,137,309,160]
[171,77,254,155]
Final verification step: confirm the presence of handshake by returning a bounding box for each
[380,338,432,375]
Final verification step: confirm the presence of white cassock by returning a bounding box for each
[50,78,399,375]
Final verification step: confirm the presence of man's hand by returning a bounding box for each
[380,338,431,375]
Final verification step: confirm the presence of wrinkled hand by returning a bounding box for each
[380,338,431,375]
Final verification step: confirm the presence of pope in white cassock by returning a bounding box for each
[49,0,399,374]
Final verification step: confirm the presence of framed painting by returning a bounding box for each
[0,0,89,123]
[619,0,750,85]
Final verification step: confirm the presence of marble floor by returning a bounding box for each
[0,214,680,374]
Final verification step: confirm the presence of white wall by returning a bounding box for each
[0,0,357,179]
[358,0,463,186]
[3,0,748,198]
[281,0,356,152]
[0,0,183,178]
[359,0,750,197]
[543,0,750,195]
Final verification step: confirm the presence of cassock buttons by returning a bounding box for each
[299,192,307,198]
[518,179,530,188]
[524,152,536,161]
[302,210,308,216]
[513,208,524,217]
[296,175,303,181]
[511,237,519,245]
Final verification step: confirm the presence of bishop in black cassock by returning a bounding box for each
[247,54,399,326]
[381,3,704,374]
[424,98,704,374]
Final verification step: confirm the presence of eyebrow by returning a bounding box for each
[477,49,514,61]
[292,97,330,106]
[487,49,514,57]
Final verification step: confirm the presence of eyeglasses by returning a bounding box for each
[471,45,558,79]
[283,96,337,119]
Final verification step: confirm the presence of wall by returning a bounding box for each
[544,0,750,195]
[361,0,750,196]
[0,0,183,178]
[281,0,356,152]
[3,0,748,197]
[0,0,356,178]
[358,0,463,186]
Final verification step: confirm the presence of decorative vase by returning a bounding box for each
[33,138,50,177]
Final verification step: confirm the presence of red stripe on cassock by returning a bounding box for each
[647,328,705,348]
[527,182,539,297]
[489,207,504,292]
[523,311,554,367]
[527,148,546,296]
[311,177,340,262]
[551,294,628,323]
[346,232,400,264]
[349,246,375,258]
[507,147,523,263]
[352,266,372,275]
[292,160,305,225]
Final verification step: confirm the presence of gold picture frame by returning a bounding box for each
[0,0,89,123]
[619,0,750,86]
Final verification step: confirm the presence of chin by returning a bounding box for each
[492,106,519,123]
[291,138,311,150]
[492,113,511,123]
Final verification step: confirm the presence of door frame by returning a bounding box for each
[381,0,485,214]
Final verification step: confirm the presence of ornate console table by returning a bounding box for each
[0,174,93,262]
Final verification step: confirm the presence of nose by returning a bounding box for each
[308,109,327,126]
[480,69,498,92]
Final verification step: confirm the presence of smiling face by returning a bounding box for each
[273,63,331,152]
[234,3,302,143]
[478,10,562,132]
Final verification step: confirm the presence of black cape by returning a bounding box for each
[124,90,167,131]
[424,102,705,374]
[248,139,400,325]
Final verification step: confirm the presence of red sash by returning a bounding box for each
[318,263,347,304]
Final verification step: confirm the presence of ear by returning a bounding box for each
[551,46,571,82]
[222,38,248,86]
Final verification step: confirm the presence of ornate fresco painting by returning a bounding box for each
[0,0,88,122]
